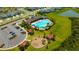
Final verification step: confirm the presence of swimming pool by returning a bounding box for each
[31,19,53,30]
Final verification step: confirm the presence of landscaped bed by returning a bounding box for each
[10,13,71,51]
[8,8,73,51]
[4,7,79,51]
[25,13,71,51]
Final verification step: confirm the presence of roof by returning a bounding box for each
[26,7,40,10]
[46,34,55,39]
[27,29,33,32]
[25,16,43,24]
[19,40,29,47]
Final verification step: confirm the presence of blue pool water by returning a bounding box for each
[31,19,53,30]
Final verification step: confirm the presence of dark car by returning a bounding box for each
[9,32,15,35]
[15,26,20,29]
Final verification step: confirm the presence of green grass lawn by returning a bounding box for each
[56,17,79,51]
[25,13,71,51]
[9,8,72,51]
[7,8,79,51]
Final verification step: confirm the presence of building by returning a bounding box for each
[25,16,44,25]
[46,34,55,41]
[25,7,40,11]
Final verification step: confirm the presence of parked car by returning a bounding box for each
[15,26,20,29]
[9,32,16,35]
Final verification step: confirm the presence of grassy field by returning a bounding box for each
[55,17,79,51]
[9,8,72,51]
[25,13,71,51]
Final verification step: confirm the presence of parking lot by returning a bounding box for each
[0,19,27,49]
